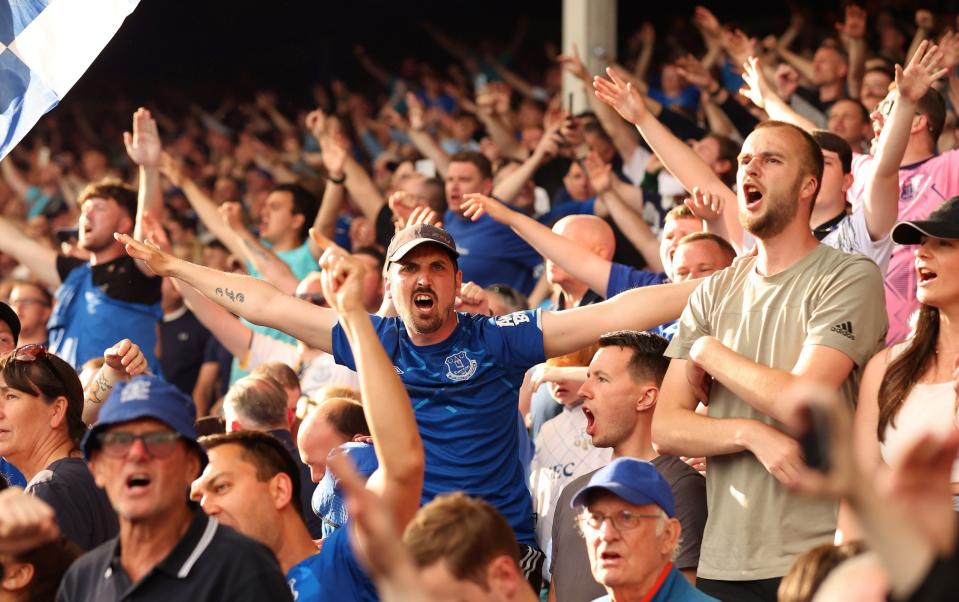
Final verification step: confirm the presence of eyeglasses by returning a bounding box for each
[296,292,327,307]
[10,298,50,309]
[575,509,663,536]
[96,431,181,458]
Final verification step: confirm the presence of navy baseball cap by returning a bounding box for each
[892,196,959,245]
[81,375,206,466]
[570,458,676,517]
[0,302,20,345]
[386,224,459,264]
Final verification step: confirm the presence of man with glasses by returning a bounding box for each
[7,281,51,347]
[57,375,292,600]
[570,458,718,602]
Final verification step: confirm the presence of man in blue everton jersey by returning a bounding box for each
[190,249,424,602]
[0,109,164,371]
[120,211,697,590]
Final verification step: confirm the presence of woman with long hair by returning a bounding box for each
[850,197,959,545]
[0,342,142,551]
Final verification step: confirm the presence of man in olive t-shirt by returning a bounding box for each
[651,122,887,602]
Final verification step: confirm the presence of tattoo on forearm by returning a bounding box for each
[90,372,113,404]
[215,287,245,303]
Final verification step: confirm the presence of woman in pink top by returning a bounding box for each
[848,196,959,543]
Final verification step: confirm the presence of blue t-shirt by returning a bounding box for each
[332,310,546,545]
[606,263,675,339]
[287,527,376,601]
[443,211,543,296]
[0,457,26,487]
[591,564,718,601]
[537,197,596,226]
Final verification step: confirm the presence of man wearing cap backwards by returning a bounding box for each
[118,218,697,587]
[570,458,718,602]
[56,375,293,601]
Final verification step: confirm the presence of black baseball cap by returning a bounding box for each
[0,302,20,345]
[892,196,959,245]
[386,224,459,264]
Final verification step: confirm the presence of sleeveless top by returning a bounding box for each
[880,341,959,482]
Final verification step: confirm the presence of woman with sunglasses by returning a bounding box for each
[0,345,119,551]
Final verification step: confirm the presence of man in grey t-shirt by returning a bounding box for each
[549,331,706,602]
[652,121,887,602]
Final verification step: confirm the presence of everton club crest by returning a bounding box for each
[444,351,477,382]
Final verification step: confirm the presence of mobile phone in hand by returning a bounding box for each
[798,405,832,473]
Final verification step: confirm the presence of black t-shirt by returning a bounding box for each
[57,510,293,602]
[56,255,161,305]
[160,308,213,396]
[27,457,118,551]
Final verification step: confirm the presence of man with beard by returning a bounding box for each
[0,109,163,370]
[118,220,698,590]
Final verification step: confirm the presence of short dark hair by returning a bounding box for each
[704,134,741,186]
[319,397,370,438]
[354,246,386,271]
[448,151,493,180]
[199,431,304,518]
[272,183,319,242]
[12,279,53,306]
[77,179,138,222]
[810,130,853,174]
[403,492,519,589]
[753,121,825,202]
[0,349,86,445]
[677,231,737,264]
[916,87,947,143]
[597,331,669,385]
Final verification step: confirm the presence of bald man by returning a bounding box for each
[547,215,616,310]
[297,398,376,537]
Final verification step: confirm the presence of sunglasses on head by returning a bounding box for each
[12,344,48,363]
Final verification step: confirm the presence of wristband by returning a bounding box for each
[328,173,346,185]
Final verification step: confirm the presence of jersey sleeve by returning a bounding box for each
[332,314,390,371]
[606,263,667,298]
[481,310,546,371]
[805,256,888,366]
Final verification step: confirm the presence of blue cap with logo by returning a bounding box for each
[570,458,676,517]
[81,375,206,465]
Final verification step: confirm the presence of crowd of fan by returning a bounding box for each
[1,3,959,601]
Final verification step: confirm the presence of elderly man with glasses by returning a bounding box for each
[570,458,718,602]
[56,374,292,601]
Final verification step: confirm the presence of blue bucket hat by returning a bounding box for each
[312,442,379,536]
[570,458,676,517]
[81,375,206,466]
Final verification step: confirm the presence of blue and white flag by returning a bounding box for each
[0,0,140,159]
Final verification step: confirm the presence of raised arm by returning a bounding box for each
[159,152,246,259]
[0,156,30,199]
[739,56,818,132]
[462,194,614,297]
[403,93,451,178]
[83,339,148,424]
[559,48,639,162]
[0,217,60,288]
[218,201,299,294]
[837,4,868,100]
[125,109,165,249]
[592,68,737,208]
[865,42,947,240]
[117,233,336,353]
[321,249,424,531]
[175,279,253,360]
[540,278,699,357]
[310,127,348,249]
[491,126,561,203]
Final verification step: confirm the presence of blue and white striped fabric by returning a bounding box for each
[0,0,139,159]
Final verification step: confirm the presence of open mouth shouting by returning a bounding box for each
[742,182,764,210]
[917,266,938,286]
[124,472,153,495]
[411,289,436,313]
[582,404,596,436]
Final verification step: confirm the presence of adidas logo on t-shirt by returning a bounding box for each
[831,321,855,340]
